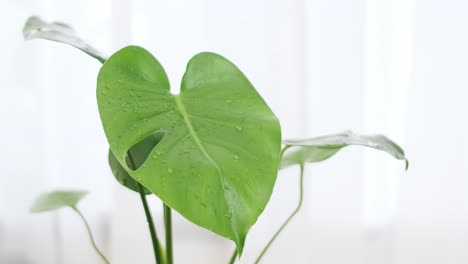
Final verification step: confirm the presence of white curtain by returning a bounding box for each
[1,0,467,263]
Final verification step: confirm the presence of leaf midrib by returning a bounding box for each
[174,94,233,236]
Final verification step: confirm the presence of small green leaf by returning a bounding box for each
[97,46,281,254]
[30,190,110,263]
[30,190,88,213]
[23,16,107,63]
[281,131,408,170]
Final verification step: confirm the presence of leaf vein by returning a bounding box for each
[174,95,233,237]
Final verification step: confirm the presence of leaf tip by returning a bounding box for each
[29,206,40,214]
[235,240,245,258]
[231,230,247,257]
[23,16,40,40]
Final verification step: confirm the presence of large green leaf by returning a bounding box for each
[97,46,281,253]
[30,190,88,212]
[281,131,408,169]
[23,16,107,63]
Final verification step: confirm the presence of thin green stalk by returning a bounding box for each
[163,204,173,264]
[138,183,163,264]
[72,207,110,264]
[254,164,305,263]
[127,152,163,264]
[280,145,291,158]
[228,249,237,264]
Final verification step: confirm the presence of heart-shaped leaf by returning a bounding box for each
[30,190,88,212]
[23,16,107,63]
[281,131,408,169]
[97,46,281,253]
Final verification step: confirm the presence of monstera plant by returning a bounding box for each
[25,17,408,264]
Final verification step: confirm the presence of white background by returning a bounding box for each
[1,0,467,263]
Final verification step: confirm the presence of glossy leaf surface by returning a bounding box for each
[23,16,107,63]
[281,131,408,169]
[30,190,88,212]
[97,46,281,253]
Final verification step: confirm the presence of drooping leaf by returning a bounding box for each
[109,150,151,194]
[279,146,341,169]
[30,190,88,213]
[97,46,281,253]
[281,131,408,170]
[108,130,166,194]
[23,16,107,63]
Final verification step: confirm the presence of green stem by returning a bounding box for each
[72,207,110,264]
[280,145,291,158]
[228,249,237,264]
[138,183,163,264]
[127,151,163,264]
[163,204,173,264]
[254,164,305,263]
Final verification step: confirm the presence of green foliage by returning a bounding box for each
[30,190,88,212]
[30,190,110,263]
[23,16,107,63]
[281,131,408,169]
[254,132,408,262]
[24,16,409,262]
[97,46,281,253]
